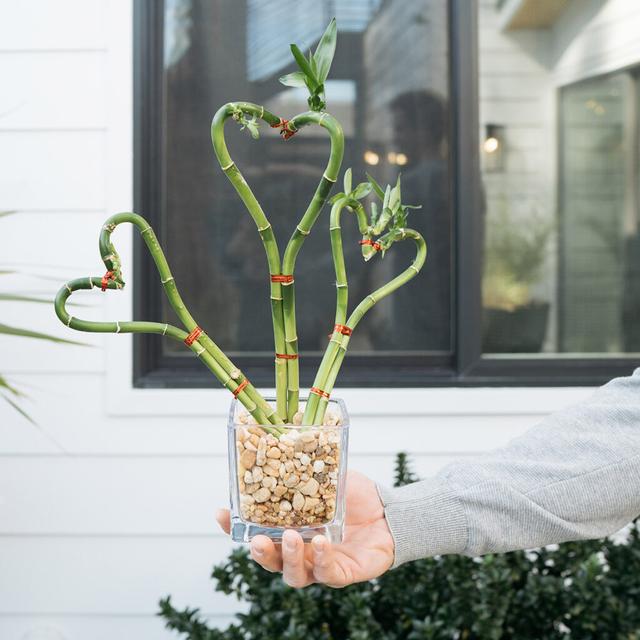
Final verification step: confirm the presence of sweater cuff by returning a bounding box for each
[376,479,468,567]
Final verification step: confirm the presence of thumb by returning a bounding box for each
[216,508,231,534]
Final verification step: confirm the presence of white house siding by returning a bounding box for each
[0,1,634,639]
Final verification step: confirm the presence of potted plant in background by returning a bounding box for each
[53,19,426,544]
[482,203,553,353]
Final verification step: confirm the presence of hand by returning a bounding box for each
[216,470,394,588]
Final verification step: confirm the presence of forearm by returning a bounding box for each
[378,368,640,567]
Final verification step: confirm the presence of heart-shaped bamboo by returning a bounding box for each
[211,102,344,422]
[302,197,427,425]
[53,212,285,433]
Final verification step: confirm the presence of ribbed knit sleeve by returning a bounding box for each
[378,368,640,567]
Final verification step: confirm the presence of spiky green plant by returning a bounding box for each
[1,211,85,423]
[54,19,427,427]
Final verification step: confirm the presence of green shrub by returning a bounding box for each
[159,454,640,639]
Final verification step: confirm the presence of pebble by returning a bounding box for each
[235,419,342,527]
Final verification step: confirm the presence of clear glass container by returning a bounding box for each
[227,397,349,544]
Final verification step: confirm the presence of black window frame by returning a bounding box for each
[133,0,638,389]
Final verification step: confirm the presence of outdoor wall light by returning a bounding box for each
[483,123,505,172]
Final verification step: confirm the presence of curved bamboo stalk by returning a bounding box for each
[54,212,283,431]
[280,111,344,421]
[302,197,368,424]
[310,226,427,425]
[211,102,289,420]
[211,105,344,422]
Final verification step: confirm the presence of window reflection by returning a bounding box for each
[161,0,452,357]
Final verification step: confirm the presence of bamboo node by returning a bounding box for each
[195,345,205,356]
[162,323,168,336]
[67,315,74,327]
[116,321,121,334]
[323,173,337,183]
[296,225,310,236]
[408,264,420,274]
[88,278,94,289]
[65,284,73,294]
[140,226,152,235]
[335,282,347,288]
[161,276,174,284]
[221,161,235,171]
[230,368,241,380]
[233,378,249,398]
[259,105,264,119]
[258,222,271,232]
[184,326,203,346]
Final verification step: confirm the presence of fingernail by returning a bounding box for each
[284,536,296,552]
[312,537,324,553]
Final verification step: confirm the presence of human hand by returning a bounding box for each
[216,470,394,588]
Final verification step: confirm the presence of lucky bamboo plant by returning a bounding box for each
[54,19,427,430]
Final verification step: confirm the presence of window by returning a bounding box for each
[134,0,639,388]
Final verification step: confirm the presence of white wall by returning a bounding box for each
[0,1,619,639]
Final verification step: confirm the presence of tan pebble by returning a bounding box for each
[251,466,264,482]
[280,499,292,512]
[249,434,260,448]
[239,480,245,492]
[292,491,305,511]
[237,426,249,441]
[266,458,280,470]
[261,476,277,490]
[241,494,255,505]
[280,435,295,447]
[313,460,325,473]
[238,412,249,425]
[300,473,309,482]
[248,426,266,436]
[294,438,304,452]
[303,441,318,453]
[314,504,326,515]
[253,487,271,503]
[292,412,303,426]
[244,470,253,484]
[266,446,281,459]
[244,441,258,452]
[326,497,336,509]
[284,473,300,488]
[325,456,336,465]
[300,432,315,443]
[274,485,287,497]
[245,483,259,494]
[264,466,280,477]
[300,478,320,496]
[303,496,320,512]
[279,463,286,478]
[240,449,257,469]
[314,472,327,484]
[284,460,294,472]
[299,453,311,467]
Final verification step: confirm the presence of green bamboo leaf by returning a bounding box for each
[0,293,51,304]
[308,49,318,78]
[389,174,402,211]
[366,173,385,200]
[352,182,372,200]
[0,323,88,345]
[370,201,379,225]
[343,168,352,194]
[246,122,260,139]
[382,185,391,210]
[313,18,337,83]
[1,392,35,425]
[0,374,22,397]
[290,44,317,86]
[279,71,307,88]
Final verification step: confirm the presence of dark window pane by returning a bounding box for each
[160,0,452,362]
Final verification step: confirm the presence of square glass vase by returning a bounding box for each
[228,397,349,544]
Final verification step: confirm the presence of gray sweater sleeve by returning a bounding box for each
[377,368,640,567]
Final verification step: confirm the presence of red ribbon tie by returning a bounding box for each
[184,326,203,346]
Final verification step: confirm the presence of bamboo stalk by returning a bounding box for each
[211,102,289,420]
[280,111,344,421]
[54,212,284,432]
[302,197,368,424]
[311,227,427,425]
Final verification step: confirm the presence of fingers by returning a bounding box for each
[215,509,230,534]
[311,535,348,588]
[250,535,282,573]
[281,530,311,588]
